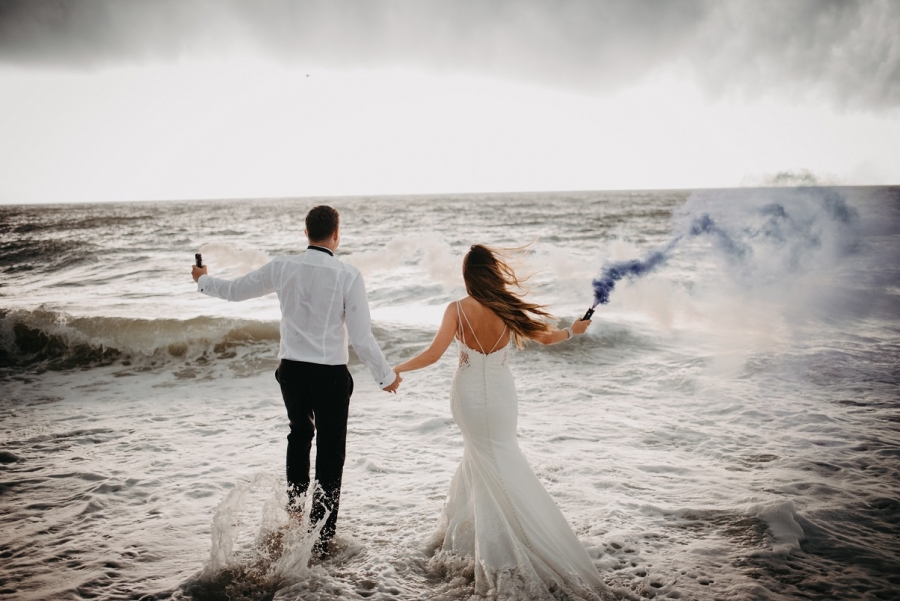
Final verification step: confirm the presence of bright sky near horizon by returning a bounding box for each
[1,0,898,204]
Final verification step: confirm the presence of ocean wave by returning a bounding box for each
[0,238,98,274]
[0,308,280,373]
[0,308,443,376]
[0,304,705,377]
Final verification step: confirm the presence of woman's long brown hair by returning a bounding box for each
[462,244,553,348]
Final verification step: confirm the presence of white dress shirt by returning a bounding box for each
[197,247,396,389]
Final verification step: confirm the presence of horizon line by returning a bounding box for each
[3,183,893,209]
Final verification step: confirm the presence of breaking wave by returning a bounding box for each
[0,308,280,373]
[0,308,437,376]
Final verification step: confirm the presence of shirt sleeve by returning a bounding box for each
[197,260,277,302]
[344,271,396,389]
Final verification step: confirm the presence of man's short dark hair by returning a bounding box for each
[305,205,340,241]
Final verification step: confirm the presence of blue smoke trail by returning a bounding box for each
[589,214,740,308]
[589,248,670,307]
[586,188,859,310]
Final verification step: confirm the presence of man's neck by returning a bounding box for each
[307,243,335,256]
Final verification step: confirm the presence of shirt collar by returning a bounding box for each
[307,245,334,257]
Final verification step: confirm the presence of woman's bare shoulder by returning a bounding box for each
[460,297,505,323]
[443,300,465,320]
[455,296,478,313]
[458,296,484,314]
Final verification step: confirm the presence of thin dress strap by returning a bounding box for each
[457,301,485,353]
[455,301,466,347]
[487,324,508,354]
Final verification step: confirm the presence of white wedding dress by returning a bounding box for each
[429,303,612,600]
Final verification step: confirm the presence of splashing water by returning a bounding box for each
[589,187,858,308]
[185,474,331,600]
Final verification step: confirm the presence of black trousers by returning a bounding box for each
[275,359,354,543]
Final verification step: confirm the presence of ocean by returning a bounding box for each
[1,187,898,600]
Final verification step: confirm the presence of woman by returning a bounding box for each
[394,245,612,600]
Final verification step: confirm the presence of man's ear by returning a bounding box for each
[304,228,309,238]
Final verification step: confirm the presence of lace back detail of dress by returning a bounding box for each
[458,345,471,369]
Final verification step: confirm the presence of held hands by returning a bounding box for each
[383,370,402,394]
[192,265,208,282]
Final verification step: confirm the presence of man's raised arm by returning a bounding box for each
[192,261,277,302]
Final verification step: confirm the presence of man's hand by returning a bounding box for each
[192,265,208,283]
[383,371,402,394]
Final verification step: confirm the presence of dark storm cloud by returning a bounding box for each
[690,0,900,110]
[0,0,897,109]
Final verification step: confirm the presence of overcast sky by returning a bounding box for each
[1,0,898,204]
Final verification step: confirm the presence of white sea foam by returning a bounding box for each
[752,501,805,557]
[343,233,463,288]
[199,242,272,278]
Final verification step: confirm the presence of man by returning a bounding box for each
[191,205,400,554]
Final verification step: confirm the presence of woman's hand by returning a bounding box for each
[383,371,402,393]
[571,318,592,335]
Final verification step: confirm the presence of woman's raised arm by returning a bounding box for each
[531,317,592,345]
[394,303,459,374]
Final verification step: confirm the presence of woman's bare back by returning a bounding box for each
[456,296,511,353]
